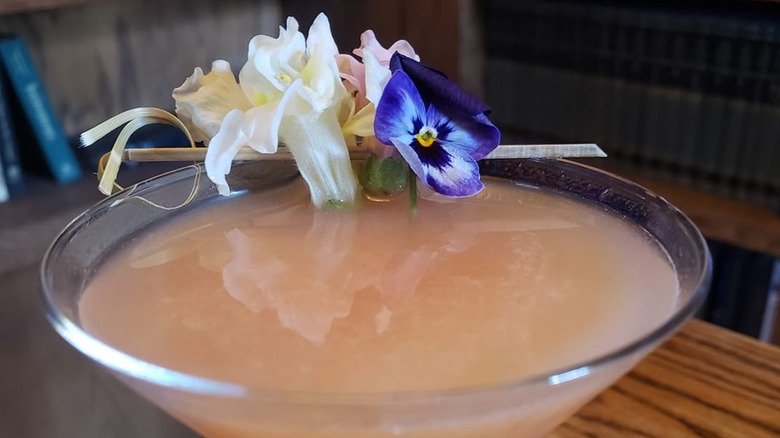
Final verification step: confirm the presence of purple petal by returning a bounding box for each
[424,103,501,161]
[390,53,491,116]
[389,53,447,80]
[421,146,483,197]
[390,137,483,197]
[440,112,501,160]
[374,71,426,146]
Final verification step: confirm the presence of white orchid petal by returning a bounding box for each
[244,80,302,153]
[354,30,419,65]
[204,109,248,195]
[386,40,419,61]
[363,49,391,106]
[192,13,358,206]
[299,13,345,113]
[173,61,252,143]
[353,30,382,58]
[343,29,419,117]
[308,13,339,56]
[240,17,305,104]
[172,67,209,142]
[250,17,305,86]
[204,81,302,195]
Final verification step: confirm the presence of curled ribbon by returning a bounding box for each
[80,107,198,195]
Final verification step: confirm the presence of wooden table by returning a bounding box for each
[555,320,780,437]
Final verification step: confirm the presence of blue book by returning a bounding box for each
[0,66,24,194]
[0,36,80,184]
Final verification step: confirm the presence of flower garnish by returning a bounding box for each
[336,30,419,158]
[174,13,358,209]
[81,13,509,212]
[374,53,500,197]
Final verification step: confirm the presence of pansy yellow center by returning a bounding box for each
[415,126,438,147]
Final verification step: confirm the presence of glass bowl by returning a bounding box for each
[41,159,711,437]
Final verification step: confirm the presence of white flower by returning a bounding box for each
[335,30,419,155]
[173,60,253,144]
[173,13,357,208]
[354,30,419,107]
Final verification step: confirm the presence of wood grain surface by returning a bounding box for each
[554,320,780,438]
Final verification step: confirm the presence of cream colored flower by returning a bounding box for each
[173,14,357,208]
[335,30,419,154]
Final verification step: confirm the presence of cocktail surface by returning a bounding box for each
[80,178,678,393]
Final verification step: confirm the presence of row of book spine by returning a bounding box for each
[483,0,780,206]
[486,59,779,202]
[486,0,780,105]
[0,36,81,202]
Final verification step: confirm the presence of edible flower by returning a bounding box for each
[88,13,502,211]
[336,31,421,200]
[173,13,358,209]
[374,54,500,197]
[337,30,419,157]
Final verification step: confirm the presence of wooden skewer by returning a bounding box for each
[121,144,606,163]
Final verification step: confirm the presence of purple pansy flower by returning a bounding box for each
[374,53,500,197]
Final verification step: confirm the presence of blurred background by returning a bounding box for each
[0,0,778,436]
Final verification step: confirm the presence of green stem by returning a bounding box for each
[408,169,418,220]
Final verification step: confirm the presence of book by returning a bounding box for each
[759,260,780,342]
[0,65,23,195]
[0,36,81,184]
[705,240,748,331]
[701,239,780,339]
[732,251,775,338]
[0,146,8,202]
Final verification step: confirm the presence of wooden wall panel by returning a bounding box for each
[0,0,479,136]
[0,0,282,135]
[282,0,464,83]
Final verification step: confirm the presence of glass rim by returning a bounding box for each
[40,160,712,406]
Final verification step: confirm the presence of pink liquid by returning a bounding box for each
[79,178,679,437]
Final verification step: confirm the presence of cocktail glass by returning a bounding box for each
[41,159,711,437]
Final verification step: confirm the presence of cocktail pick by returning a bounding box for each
[119,143,606,163]
[81,107,606,197]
